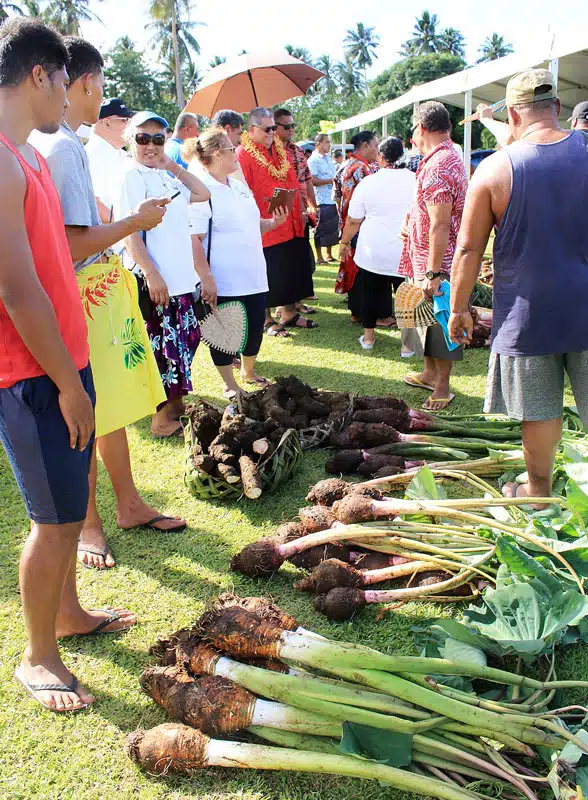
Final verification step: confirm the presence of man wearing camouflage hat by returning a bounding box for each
[448,68,588,506]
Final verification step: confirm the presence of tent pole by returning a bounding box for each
[549,57,559,91]
[463,89,472,180]
[342,129,346,153]
[382,115,388,138]
[247,70,259,106]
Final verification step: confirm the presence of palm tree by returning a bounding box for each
[208,55,226,68]
[0,1,25,19]
[402,10,441,56]
[285,44,313,65]
[42,0,103,34]
[343,22,379,88]
[477,33,514,62]
[315,54,336,91]
[334,55,363,99]
[438,27,465,58]
[149,0,203,109]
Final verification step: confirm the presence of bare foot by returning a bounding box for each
[502,482,551,510]
[117,498,187,532]
[78,524,115,570]
[56,606,137,638]
[16,656,95,712]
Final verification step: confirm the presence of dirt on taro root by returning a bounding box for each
[306,478,351,506]
[313,587,367,621]
[298,505,336,533]
[295,559,365,593]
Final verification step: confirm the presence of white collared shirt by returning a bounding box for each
[85,132,130,214]
[187,168,268,297]
[115,160,200,297]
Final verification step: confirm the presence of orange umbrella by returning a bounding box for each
[184,50,325,117]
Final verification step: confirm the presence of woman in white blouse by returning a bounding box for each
[116,111,209,436]
[339,137,415,353]
[184,128,288,398]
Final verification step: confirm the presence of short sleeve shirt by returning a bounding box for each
[164,137,188,169]
[398,139,467,280]
[284,140,311,202]
[29,122,102,272]
[115,161,198,297]
[188,170,268,297]
[307,152,337,206]
[337,156,378,226]
[85,132,130,212]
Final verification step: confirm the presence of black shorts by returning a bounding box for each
[0,365,95,525]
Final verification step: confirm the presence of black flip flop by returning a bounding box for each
[59,608,135,639]
[14,670,88,713]
[139,515,187,533]
[264,322,290,338]
[282,313,319,329]
[77,543,114,570]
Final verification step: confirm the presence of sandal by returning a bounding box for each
[15,670,89,713]
[244,376,272,388]
[61,608,136,638]
[264,322,290,338]
[77,543,114,570]
[422,394,455,411]
[137,515,187,533]
[282,313,319,329]
[403,373,435,391]
[298,304,316,315]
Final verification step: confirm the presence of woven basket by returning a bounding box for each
[298,393,355,450]
[183,403,303,501]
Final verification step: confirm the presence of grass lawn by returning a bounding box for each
[0,263,581,800]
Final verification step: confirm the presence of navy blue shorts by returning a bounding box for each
[0,365,95,525]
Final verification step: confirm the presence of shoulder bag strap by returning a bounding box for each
[207,198,212,263]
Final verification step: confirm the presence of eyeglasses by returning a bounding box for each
[221,145,236,152]
[277,122,297,130]
[253,124,277,133]
[134,133,166,146]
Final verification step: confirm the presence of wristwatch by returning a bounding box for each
[425,270,444,280]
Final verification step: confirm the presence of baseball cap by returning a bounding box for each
[99,98,133,119]
[505,69,556,107]
[130,110,169,129]
[568,100,588,122]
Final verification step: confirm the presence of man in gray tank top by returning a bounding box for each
[448,68,588,507]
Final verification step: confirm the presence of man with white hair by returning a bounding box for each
[85,97,132,222]
[449,69,588,506]
[165,111,199,169]
[237,107,317,335]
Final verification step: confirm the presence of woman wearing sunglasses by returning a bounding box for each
[116,111,210,437]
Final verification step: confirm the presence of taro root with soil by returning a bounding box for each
[295,557,441,595]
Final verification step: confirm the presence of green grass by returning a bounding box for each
[0,263,581,800]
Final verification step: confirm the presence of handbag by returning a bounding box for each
[197,199,248,355]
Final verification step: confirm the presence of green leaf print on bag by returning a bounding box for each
[121,318,147,369]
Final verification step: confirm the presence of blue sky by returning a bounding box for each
[83,0,587,78]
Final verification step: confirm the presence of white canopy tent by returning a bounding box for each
[334,30,588,176]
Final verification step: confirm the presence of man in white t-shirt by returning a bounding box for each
[85,97,132,222]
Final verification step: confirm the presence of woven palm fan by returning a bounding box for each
[394,282,436,329]
[197,300,249,355]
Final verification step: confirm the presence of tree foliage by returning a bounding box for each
[478,33,514,62]
[401,11,441,56]
[148,0,202,108]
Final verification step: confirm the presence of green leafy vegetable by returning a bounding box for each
[338,723,412,768]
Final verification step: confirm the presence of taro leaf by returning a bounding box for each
[405,466,439,502]
[566,479,588,526]
[416,618,503,659]
[338,722,412,767]
[548,729,588,799]
[495,537,561,592]
[576,767,588,795]
[542,591,588,639]
[564,463,588,492]
[441,636,487,667]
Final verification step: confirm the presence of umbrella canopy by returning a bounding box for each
[184,50,325,117]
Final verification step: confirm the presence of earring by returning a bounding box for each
[86,90,91,96]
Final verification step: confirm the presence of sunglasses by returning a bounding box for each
[135,133,166,146]
[278,122,297,130]
[254,124,277,133]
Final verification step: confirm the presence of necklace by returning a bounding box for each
[241,131,290,181]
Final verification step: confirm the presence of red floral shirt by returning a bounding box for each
[335,156,378,227]
[398,139,467,280]
[237,141,304,248]
[283,140,311,204]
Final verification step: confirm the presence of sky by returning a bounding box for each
[81,0,588,80]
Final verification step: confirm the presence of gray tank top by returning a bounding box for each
[492,130,588,356]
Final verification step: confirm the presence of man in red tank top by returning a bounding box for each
[0,18,99,713]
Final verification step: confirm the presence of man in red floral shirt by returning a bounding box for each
[399,101,467,410]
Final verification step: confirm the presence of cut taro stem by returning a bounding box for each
[127,723,486,800]
[363,570,475,600]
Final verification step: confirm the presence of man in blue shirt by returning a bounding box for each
[308,133,339,263]
[164,112,199,168]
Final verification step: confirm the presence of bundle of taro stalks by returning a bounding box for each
[326,398,524,479]
[128,594,588,800]
[229,474,573,621]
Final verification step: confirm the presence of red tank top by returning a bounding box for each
[0,133,89,388]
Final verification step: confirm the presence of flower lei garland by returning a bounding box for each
[241,130,290,181]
